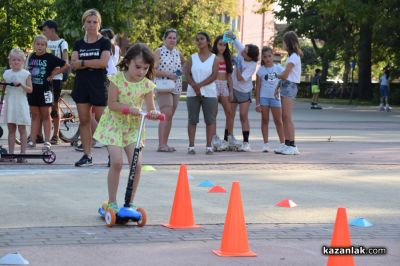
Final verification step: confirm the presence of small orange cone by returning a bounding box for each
[327,208,355,266]
[208,186,226,193]
[275,199,297,208]
[163,164,201,229]
[213,181,256,257]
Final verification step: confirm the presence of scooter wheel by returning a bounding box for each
[42,150,56,164]
[136,208,147,227]
[105,209,116,227]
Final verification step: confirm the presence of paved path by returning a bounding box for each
[0,101,399,265]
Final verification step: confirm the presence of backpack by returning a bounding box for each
[58,39,70,82]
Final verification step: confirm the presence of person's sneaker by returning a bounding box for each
[50,135,61,145]
[75,154,93,167]
[227,135,241,150]
[281,145,300,155]
[106,202,119,213]
[219,140,228,151]
[43,142,51,150]
[262,143,270,152]
[274,143,288,154]
[211,135,221,151]
[187,146,196,155]
[206,146,214,155]
[238,142,251,152]
[92,140,105,148]
[27,140,36,148]
[385,105,392,112]
[75,144,84,152]
[36,135,44,144]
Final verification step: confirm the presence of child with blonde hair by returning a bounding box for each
[26,35,69,149]
[2,48,32,162]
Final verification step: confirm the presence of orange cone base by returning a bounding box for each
[162,223,202,229]
[213,249,256,257]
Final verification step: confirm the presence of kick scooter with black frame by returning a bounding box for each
[98,111,165,227]
[0,82,56,164]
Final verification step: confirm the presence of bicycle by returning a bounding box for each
[57,91,80,143]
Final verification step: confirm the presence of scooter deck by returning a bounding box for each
[98,206,143,224]
[0,148,56,164]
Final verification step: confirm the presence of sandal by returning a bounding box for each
[157,146,175,152]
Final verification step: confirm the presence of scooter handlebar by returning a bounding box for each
[143,112,166,121]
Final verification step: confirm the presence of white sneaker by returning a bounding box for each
[187,146,196,155]
[239,142,251,152]
[206,146,214,155]
[281,145,300,155]
[211,135,221,151]
[219,140,228,151]
[385,105,392,112]
[274,143,287,154]
[379,104,385,111]
[262,143,270,152]
[93,140,105,148]
[227,135,241,150]
[43,142,51,150]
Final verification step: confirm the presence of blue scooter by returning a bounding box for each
[98,111,164,227]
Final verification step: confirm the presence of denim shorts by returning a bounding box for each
[260,97,281,108]
[280,80,298,99]
[380,85,389,97]
[232,89,252,103]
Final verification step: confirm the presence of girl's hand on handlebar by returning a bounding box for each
[148,110,161,120]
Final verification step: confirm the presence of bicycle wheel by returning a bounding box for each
[59,92,80,143]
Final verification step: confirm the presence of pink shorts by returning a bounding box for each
[215,80,230,97]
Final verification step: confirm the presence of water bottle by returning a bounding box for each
[222,31,234,43]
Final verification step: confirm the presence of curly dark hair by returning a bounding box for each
[211,35,233,74]
[117,43,155,80]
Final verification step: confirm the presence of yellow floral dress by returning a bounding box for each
[93,72,155,147]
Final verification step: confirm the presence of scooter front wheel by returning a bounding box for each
[136,208,147,227]
[105,209,116,227]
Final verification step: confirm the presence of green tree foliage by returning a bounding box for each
[52,0,236,57]
[0,0,55,65]
[258,0,400,99]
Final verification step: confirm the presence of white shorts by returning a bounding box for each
[215,80,229,97]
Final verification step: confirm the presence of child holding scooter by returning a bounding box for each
[94,43,160,214]
[2,48,32,162]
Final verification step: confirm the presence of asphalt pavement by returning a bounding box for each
[0,100,399,265]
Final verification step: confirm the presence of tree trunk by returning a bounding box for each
[342,55,351,98]
[358,23,372,99]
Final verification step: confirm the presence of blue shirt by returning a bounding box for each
[257,64,283,98]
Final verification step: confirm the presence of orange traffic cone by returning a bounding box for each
[163,164,201,229]
[327,208,355,266]
[213,181,256,257]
